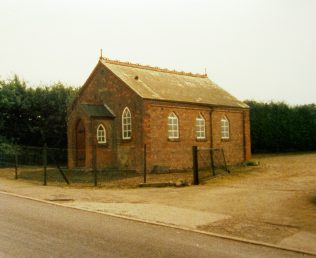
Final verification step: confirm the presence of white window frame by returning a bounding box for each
[196,114,206,139]
[122,107,132,140]
[221,116,230,139]
[97,124,106,144]
[168,112,179,139]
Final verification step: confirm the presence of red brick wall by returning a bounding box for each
[93,119,115,168]
[68,62,145,171]
[243,110,252,161]
[97,65,144,171]
[143,101,211,171]
[143,100,251,172]
[211,109,245,164]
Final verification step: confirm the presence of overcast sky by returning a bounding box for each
[0,0,315,105]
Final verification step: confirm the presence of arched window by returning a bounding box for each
[221,116,230,139]
[97,124,106,143]
[196,114,206,139]
[122,107,132,139]
[168,112,179,139]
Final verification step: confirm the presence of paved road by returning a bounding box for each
[0,193,309,258]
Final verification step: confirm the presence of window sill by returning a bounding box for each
[168,138,180,142]
[122,138,132,143]
[196,138,207,142]
[97,143,109,148]
[221,138,230,142]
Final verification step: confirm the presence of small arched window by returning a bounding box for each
[196,114,206,139]
[97,124,106,143]
[122,107,132,139]
[221,116,230,139]
[168,112,179,139]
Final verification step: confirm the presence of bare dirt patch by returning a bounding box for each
[198,218,299,244]
[195,153,316,245]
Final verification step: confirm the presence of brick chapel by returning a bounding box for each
[67,56,251,172]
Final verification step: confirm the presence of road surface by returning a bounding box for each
[0,192,309,258]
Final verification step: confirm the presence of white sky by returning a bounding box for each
[0,0,315,105]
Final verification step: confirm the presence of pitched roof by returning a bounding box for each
[80,104,115,118]
[100,58,248,108]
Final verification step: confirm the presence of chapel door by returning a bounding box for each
[76,120,86,167]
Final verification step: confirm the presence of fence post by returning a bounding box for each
[93,144,97,187]
[14,144,18,180]
[144,144,147,184]
[210,149,215,176]
[192,146,199,185]
[43,143,47,186]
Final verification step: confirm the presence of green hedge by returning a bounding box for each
[245,101,316,153]
[0,75,78,148]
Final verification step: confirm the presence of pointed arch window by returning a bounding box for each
[196,114,206,139]
[168,112,179,139]
[221,116,230,139]
[122,107,132,139]
[97,124,106,143]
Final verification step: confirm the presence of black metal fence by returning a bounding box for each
[0,145,69,185]
[0,144,229,187]
[0,145,192,187]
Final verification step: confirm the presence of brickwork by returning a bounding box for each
[243,110,252,160]
[143,101,251,171]
[210,109,245,164]
[68,62,144,171]
[93,119,115,168]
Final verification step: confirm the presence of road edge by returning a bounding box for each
[1,190,315,257]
